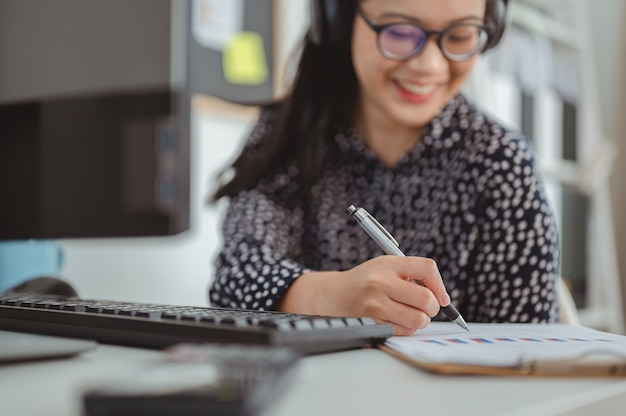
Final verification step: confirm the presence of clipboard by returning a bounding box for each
[380,323,626,377]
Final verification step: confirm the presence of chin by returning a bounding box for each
[393,108,440,130]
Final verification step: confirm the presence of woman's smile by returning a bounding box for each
[393,79,441,103]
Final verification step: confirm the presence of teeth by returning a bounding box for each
[397,81,435,95]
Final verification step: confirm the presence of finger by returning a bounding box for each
[386,279,440,318]
[368,296,432,331]
[385,256,451,306]
[375,318,418,337]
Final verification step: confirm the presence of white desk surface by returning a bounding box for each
[2,343,626,416]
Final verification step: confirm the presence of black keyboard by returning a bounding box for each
[0,293,393,354]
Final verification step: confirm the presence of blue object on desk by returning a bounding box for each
[0,240,64,292]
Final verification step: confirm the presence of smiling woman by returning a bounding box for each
[351,0,491,166]
[208,0,560,335]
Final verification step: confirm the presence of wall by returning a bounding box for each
[583,0,625,322]
[598,0,626,316]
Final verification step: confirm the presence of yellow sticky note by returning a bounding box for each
[222,31,268,85]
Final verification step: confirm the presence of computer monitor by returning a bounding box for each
[0,0,190,239]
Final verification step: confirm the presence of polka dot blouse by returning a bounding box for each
[210,94,560,323]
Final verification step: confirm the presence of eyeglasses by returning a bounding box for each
[356,7,491,62]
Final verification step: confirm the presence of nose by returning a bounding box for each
[406,37,448,73]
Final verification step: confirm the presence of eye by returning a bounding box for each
[446,27,477,43]
[448,33,474,43]
[384,24,424,41]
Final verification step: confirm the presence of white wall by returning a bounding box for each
[59,110,253,306]
[587,0,625,140]
[585,0,626,322]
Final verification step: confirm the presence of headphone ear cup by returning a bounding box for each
[308,0,323,45]
[485,0,507,50]
[308,0,340,45]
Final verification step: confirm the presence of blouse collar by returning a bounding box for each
[334,94,468,167]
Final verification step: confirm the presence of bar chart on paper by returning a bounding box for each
[382,323,626,375]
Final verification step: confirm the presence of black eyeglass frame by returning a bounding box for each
[356,7,493,62]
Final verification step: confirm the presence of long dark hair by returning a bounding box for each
[211,0,507,202]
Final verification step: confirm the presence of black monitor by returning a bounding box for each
[0,0,190,239]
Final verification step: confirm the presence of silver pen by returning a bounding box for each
[347,205,469,332]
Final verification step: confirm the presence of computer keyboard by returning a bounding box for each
[0,293,393,354]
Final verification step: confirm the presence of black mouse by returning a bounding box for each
[6,276,78,297]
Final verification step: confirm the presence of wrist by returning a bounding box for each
[277,270,338,315]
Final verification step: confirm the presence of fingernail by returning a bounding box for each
[443,292,451,305]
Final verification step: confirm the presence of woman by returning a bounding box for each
[209,0,560,335]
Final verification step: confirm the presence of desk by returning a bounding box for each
[2,344,626,416]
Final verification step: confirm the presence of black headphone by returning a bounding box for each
[308,0,340,46]
[309,0,508,51]
[484,0,508,50]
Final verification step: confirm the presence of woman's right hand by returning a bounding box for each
[277,255,451,335]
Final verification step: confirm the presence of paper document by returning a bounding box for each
[383,323,626,375]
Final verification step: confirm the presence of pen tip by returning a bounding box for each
[454,317,469,332]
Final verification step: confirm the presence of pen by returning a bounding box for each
[347,205,469,332]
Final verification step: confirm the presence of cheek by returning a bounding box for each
[353,51,401,97]
[449,59,478,89]
[353,46,383,84]
[352,26,397,88]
